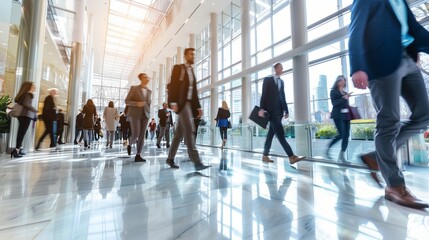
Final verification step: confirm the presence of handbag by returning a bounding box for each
[227,120,232,129]
[9,103,24,118]
[348,106,361,120]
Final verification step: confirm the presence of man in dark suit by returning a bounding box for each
[36,88,57,149]
[166,48,210,171]
[350,0,429,208]
[258,63,304,165]
[157,103,173,148]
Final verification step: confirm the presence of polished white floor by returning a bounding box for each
[0,141,428,240]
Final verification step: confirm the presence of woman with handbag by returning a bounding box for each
[326,75,352,163]
[215,101,231,150]
[11,82,38,158]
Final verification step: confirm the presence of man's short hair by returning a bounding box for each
[138,73,147,79]
[184,48,195,56]
[273,63,282,69]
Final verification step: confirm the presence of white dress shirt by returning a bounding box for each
[185,63,194,100]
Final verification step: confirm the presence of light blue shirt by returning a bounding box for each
[388,0,415,47]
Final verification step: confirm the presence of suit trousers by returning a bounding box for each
[157,125,170,145]
[128,117,149,155]
[168,102,202,165]
[368,51,429,187]
[328,119,351,152]
[37,119,56,148]
[263,112,294,157]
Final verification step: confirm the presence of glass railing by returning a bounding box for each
[196,121,429,168]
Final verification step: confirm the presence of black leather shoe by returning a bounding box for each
[195,164,210,171]
[166,159,179,169]
[157,144,161,149]
[127,145,131,156]
[10,149,22,158]
[135,155,146,162]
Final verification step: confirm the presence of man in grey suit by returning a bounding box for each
[125,73,151,162]
[166,48,210,171]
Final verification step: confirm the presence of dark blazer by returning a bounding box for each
[349,0,429,80]
[42,95,56,121]
[215,108,231,120]
[76,113,83,130]
[17,93,37,119]
[330,89,351,120]
[82,104,97,130]
[125,86,151,119]
[260,76,288,115]
[168,64,201,113]
[158,109,173,127]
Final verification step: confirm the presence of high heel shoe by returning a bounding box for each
[11,149,23,158]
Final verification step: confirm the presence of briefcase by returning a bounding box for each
[249,106,270,129]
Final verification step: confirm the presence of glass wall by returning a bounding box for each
[192,0,429,167]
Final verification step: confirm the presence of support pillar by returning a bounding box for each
[66,0,85,143]
[189,34,196,49]
[241,0,252,150]
[210,13,219,145]
[158,64,165,107]
[9,0,48,151]
[177,47,183,64]
[291,0,311,154]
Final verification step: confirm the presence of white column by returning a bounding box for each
[291,0,311,156]
[158,64,165,107]
[66,0,85,143]
[189,34,196,48]
[241,0,252,150]
[210,13,219,145]
[177,47,183,64]
[241,0,251,125]
[9,0,48,151]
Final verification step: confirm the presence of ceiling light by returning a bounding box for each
[1,43,7,46]
[185,18,189,24]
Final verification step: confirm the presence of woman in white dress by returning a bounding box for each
[103,101,119,148]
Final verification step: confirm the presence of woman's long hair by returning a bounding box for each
[15,82,34,103]
[222,101,229,110]
[86,99,95,107]
[108,101,114,108]
[331,75,346,90]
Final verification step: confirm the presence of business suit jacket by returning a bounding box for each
[260,76,288,115]
[158,108,173,127]
[349,0,429,80]
[330,89,351,120]
[125,85,151,119]
[42,95,56,122]
[168,64,201,113]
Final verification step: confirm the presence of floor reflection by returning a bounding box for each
[0,144,428,239]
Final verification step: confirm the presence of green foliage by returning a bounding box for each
[0,95,12,133]
[316,125,337,139]
[351,124,375,140]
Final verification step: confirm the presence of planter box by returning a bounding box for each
[0,133,9,153]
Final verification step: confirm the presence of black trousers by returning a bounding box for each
[263,112,294,157]
[328,119,351,152]
[219,127,228,140]
[37,119,56,148]
[16,116,32,149]
[57,127,64,143]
